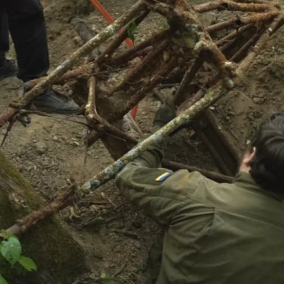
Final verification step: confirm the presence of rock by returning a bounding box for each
[48,34,55,40]
[253,111,263,118]
[253,97,265,104]
[227,111,235,116]
[34,142,48,155]
[70,141,80,146]
[133,242,141,249]
[113,246,121,253]
[73,36,82,45]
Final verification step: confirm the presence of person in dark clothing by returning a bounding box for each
[0,0,79,114]
[115,98,284,283]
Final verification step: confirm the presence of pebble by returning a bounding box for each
[70,141,80,146]
[34,142,48,155]
[113,246,121,253]
[253,97,265,104]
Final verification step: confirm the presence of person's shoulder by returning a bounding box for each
[160,169,218,198]
[166,169,234,203]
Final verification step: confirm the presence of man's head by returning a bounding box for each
[239,111,284,194]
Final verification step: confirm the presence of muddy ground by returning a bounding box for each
[1,0,284,283]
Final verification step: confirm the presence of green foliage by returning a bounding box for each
[163,20,170,30]
[0,230,37,283]
[246,124,258,145]
[0,237,21,265]
[18,256,37,272]
[0,275,8,284]
[100,270,137,284]
[127,21,137,43]
[100,270,114,284]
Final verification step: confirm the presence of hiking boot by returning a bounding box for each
[34,89,80,114]
[0,60,19,81]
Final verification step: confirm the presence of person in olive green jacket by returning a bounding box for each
[115,97,284,284]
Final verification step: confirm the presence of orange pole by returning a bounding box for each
[88,0,138,119]
[88,0,134,48]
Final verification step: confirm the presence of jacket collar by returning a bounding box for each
[233,172,283,201]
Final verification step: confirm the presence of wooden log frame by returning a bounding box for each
[85,0,280,148]
[0,0,282,192]
[0,0,281,247]
[81,13,282,192]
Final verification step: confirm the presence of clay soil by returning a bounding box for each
[1,0,284,283]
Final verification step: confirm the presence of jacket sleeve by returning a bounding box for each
[115,142,190,224]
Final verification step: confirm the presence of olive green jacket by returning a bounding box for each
[115,144,284,284]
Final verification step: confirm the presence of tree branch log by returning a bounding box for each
[81,79,231,192]
[162,160,234,183]
[238,14,283,74]
[206,12,278,33]
[174,58,203,105]
[205,109,241,162]
[216,24,253,47]
[194,0,274,13]
[97,9,150,64]
[71,17,100,60]
[230,28,261,62]
[86,77,138,145]
[108,39,169,96]
[104,30,166,66]
[6,185,76,236]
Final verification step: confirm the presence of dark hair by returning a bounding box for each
[249,111,284,195]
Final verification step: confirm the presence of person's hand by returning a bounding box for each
[153,94,176,127]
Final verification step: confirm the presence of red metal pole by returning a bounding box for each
[88,0,139,119]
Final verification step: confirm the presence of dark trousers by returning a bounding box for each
[0,0,49,82]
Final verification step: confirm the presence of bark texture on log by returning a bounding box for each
[0,151,88,284]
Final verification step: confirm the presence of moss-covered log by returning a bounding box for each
[0,151,88,284]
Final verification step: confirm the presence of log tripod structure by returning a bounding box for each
[0,0,283,197]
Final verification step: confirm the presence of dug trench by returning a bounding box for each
[0,0,284,283]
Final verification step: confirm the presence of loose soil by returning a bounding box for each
[1,0,284,283]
